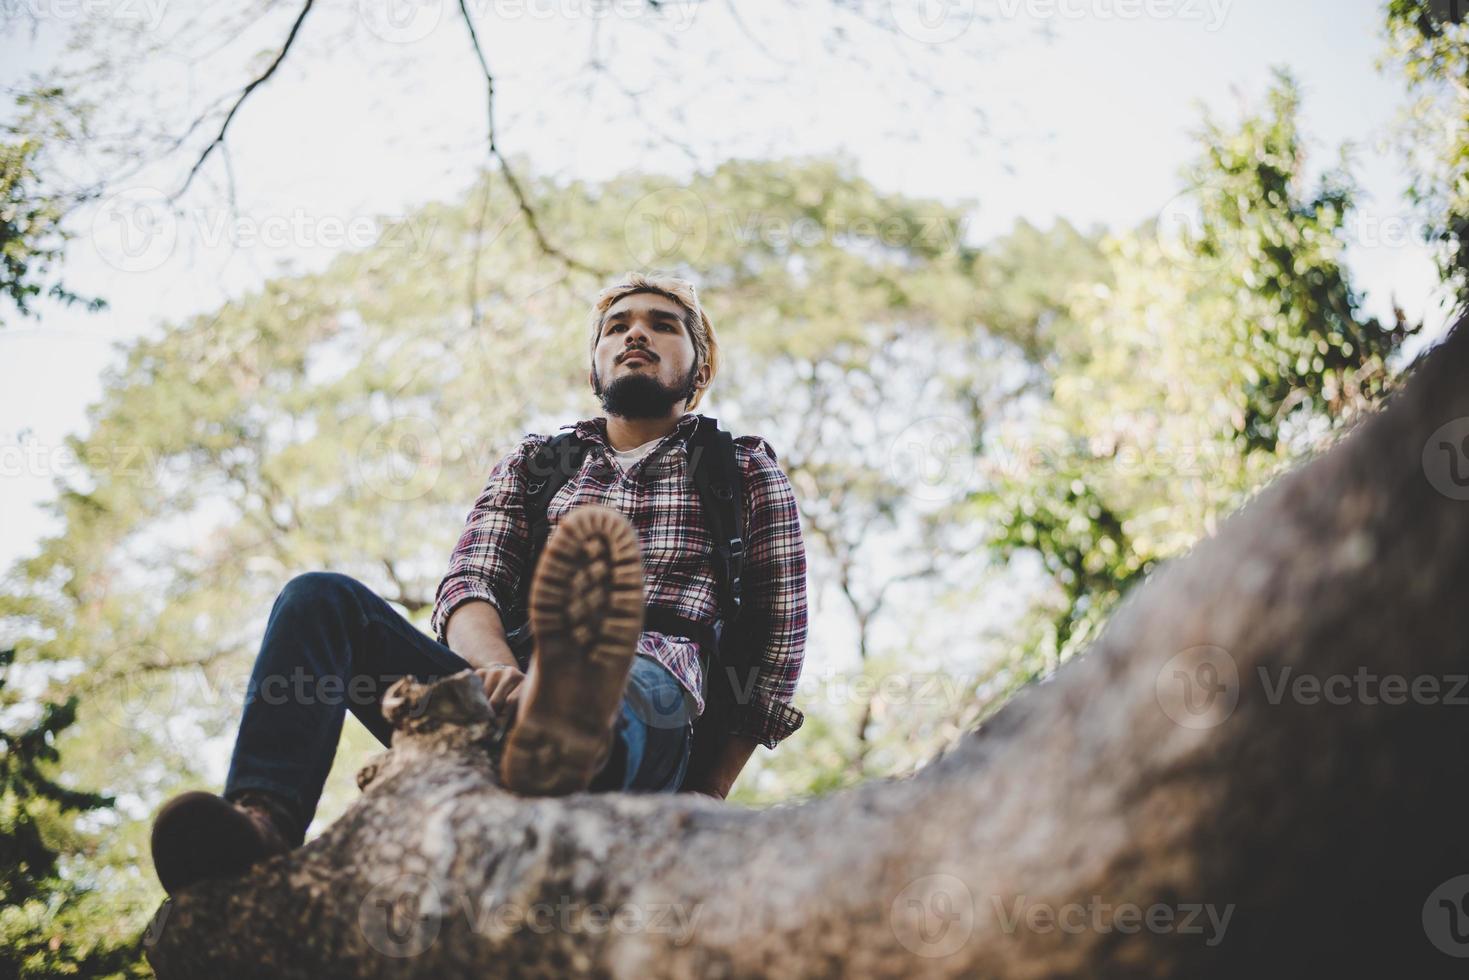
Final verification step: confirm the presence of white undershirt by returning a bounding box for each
[609,436,662,470]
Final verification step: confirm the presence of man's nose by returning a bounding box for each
[623,320,655,346]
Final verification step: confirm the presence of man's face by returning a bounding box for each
[589,291,707,419]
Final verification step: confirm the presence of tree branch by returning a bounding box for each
[147,318,1469,977]
[457,0,604,314]
[171,0,317,203]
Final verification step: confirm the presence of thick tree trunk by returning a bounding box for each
[146,316,1469,978]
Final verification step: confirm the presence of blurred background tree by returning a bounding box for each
[1,88,108,327]
[1385,0,1469,300]
[0,648,148,976]
[962,69,1419,708]
[1,1,1467,973]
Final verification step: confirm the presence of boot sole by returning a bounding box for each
[501,504,644,795]
[150,790,286,896]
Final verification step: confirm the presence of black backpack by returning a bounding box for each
[496,414,754,789]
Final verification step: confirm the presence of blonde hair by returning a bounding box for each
[587,272,719,411]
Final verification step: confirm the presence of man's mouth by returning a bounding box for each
[622,351,654,364]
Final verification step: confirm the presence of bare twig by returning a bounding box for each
[457,0,605,296]
[171,0,318,203]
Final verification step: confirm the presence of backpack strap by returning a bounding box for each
[684,416,755,758]
[688,416,745,631]
[500,431,590,633]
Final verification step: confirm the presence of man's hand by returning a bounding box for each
[474,664,526,720]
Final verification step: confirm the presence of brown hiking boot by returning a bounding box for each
[150,790,295,896]
[500,504,644,796]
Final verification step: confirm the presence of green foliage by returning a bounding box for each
[971,71,1418,682]
[1,89,107,326]
[0,648,149,978]
[1384,0,1469,301]
[1185,72,1417,453]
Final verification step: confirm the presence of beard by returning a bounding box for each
[593,362,700,420]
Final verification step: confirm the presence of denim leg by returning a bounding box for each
[223,571,497,840]
[588,654,695,793]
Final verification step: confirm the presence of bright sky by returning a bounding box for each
[0,0,1452,577]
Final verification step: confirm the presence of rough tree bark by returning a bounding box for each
[146,314,1469,978]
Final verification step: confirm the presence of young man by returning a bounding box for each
[149,272,809,896]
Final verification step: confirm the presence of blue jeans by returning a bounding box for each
[223,572,693,843]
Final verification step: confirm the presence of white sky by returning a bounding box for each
[0,0,1454,576]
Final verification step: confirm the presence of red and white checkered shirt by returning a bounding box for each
[430,411,809,748]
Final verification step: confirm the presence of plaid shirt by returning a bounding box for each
[430,411,809,749]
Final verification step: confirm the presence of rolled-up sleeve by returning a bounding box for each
[430,435,542,647]
[726,435,809,748]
